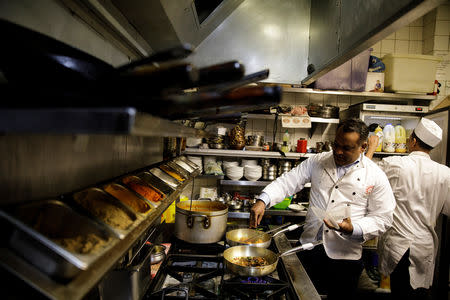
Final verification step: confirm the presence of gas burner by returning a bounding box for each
[240,276,276,284]
[222,275,289,299]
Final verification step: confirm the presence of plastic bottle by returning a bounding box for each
[395,124,407,153]
[382,123,395,153]
[281,130,290,153]
[374,125,383,152]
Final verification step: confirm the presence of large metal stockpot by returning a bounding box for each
[175,200,228,244]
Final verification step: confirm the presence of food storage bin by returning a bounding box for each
[0,199,117,280]
[382,54,442,93]
[314,48,372,91]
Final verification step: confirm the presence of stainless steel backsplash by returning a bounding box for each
[0,135,163,205]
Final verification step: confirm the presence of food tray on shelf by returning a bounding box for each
[71,188,139,239]
[0,199,119,280]
[121,175,165,208]
[102,182,155,214]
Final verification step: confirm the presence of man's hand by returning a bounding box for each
[365,135,379,159]
[324,217,354,234]
[249,200,266,228]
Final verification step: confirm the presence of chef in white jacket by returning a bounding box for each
[250,118,396,300]
[367,117,450,300]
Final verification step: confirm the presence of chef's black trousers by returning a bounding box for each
[390,249,431,300]
[297,244,363,300]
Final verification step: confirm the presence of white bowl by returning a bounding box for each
[244,173,262,181]
[227,174,243,180]
[288,204,306,212]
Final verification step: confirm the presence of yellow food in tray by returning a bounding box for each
[104,183,152,213]
[159,165,185,182]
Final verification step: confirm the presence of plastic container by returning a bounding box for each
[281,130,290,153]
[382,54,442,93]
[374,125,383,152]
[314,48,372,91]
[273,196,292,210]
[382,123,395,153]
[296,138,307,153]
[395,124,407,153]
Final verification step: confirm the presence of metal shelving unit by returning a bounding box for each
[220,179,311,188]
[183,148,315,159]
[281,87,437,101]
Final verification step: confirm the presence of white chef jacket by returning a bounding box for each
[261,151,396,260]
[377,151,450,289]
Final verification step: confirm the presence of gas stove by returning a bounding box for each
[145,235,294,300]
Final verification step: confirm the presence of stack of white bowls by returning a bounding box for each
[187,156,203,173]
[226,165,244,180]
[223,161,239,172]
[244,165,262,181]
[241,159,258,167]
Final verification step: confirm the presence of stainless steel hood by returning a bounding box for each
[57,0,444,84]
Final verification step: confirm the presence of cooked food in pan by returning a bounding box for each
[104,183,152,213]
[159,165,185,182]
[232,256,270,267]
[73,189,133,230]
[54,233,110,254]
[237,237,264,244]
[122,176,163,204]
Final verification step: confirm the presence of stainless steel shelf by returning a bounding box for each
[220,180,272,187]
[245,113,340,124]
[373,151,409,156]
[281,87,437,100]
[228,209,307,218]
[0,108,212,138]
[0,172,198,300]
[183,148,315,159]
[220,179,311,188]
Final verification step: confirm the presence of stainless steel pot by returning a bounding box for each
[175,200,228,244]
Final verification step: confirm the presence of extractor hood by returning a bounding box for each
[58,0,445,84]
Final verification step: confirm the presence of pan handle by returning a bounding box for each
[279,240,323,257]
[161,286,189,299]
[272,222,305,237]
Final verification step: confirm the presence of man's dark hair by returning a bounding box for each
[337,118,369,144]
[411,131,433,150]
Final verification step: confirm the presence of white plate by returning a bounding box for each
[288,204,305,212]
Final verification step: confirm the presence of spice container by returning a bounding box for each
[159,164,186,182]
[1,199,117,280]
[122,176,164,207]
[137,172,173,195]
[72,188,137,239]
[149,167,180,189]
[103,183,153,214]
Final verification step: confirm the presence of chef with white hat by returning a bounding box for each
[366,118,450,299]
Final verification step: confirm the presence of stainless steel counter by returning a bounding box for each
[228,209,307,219]
[273,234,321,300]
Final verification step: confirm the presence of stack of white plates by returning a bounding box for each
[187,156,203,173]
[226,165,244,180]
[244,165,262,181]
[241,159,258,167]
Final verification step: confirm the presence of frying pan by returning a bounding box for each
[226,222,304,248]
[224,241,323,277]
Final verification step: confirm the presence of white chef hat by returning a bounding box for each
[414,118,442,148]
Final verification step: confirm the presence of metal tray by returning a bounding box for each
[102,182,155,215]
[173,159,195,173]
[158,164,186,183]
[0,199,118,280]
[72,188,139,239]
[149,167,180,189]
[178,155,200,170]
[120,175,164,208]
[165,161,190,179]
[135,172,174,195]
